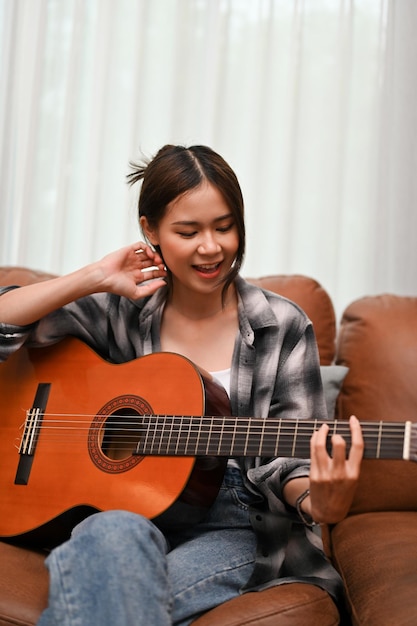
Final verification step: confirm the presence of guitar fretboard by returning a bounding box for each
[134,416,412,460]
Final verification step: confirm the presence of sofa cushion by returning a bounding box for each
[331,511,417,626]
[0,542,48,626]
[320,365,349,419]
[336,294,417,513]
[192,582,340,626]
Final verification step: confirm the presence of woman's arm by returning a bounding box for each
[0,243,166,326]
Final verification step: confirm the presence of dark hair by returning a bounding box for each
[127,145,245,298]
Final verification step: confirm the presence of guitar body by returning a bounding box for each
[0,338,230,547]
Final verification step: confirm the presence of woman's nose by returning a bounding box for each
[197,232,221,255]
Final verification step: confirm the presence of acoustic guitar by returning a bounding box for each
[0,337,415,548]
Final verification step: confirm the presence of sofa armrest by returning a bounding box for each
[331,511,417,626]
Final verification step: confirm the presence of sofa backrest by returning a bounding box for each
[0,266,57,287]
[336,294,417,513]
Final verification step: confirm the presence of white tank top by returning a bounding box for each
[210,368,231,397]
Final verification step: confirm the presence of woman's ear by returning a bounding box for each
[140,216,159,247]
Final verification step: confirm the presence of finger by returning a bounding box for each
[132,245,164,272]
[133,278,166,299]
[330,417,363,479]
[133,242,158,262]
[132,241,148,254]
[136,243,164,267]
[329,434,348,469]
[312,422,329,447]
[310,423,330,472]
[347,415,364,466]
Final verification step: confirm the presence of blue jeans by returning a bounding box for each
[37,468,258,626]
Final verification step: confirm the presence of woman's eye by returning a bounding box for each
[217,222,234,233]
[178,231,197,238]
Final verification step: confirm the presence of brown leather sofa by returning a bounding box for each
[0,266,416,626]
[329,293,417,626]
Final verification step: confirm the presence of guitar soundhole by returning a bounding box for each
[88,395,153,474]
[101,408,141,461]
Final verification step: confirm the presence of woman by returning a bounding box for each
[0,145,363,625]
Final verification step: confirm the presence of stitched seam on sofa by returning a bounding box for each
[207,594,337,626]
[0,612,34,626]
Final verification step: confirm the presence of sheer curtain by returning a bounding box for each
[1,0,416,317]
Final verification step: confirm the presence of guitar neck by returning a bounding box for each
[135,416,413,461]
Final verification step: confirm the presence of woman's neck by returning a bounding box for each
[160,284,239,371]
[167,284,237,322]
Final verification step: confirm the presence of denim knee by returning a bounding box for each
[41,511,172,625]
[71,510,168,556]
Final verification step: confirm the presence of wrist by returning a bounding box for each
[295,488,316,527]
[78,262,114,295]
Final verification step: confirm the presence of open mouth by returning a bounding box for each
[193,262,222,275]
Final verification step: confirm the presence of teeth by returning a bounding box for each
[194,263,220,272]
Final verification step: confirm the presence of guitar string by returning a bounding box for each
[21,413,407,436]
[22,414,405,439]
[17,436,405,456]
[23,411,407,430]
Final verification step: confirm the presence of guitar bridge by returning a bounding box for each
[15,383,51,485]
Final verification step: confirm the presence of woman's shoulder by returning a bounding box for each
[235,276,309,323]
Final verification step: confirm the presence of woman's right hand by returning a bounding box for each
[91,242,167,300]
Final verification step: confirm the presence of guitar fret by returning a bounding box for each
[167,417,176,453]
[376,421,382,458]
[167,416,176,454]
[404,421,411,461]
[204,417,213,456]
[158,416,167,455]
[245,419,264,456]
[215,421,234,456]
[198,418,207,454]
[173,417,181,455]
[184,416,192,454]
[207,417,222,455]
[208,420,218,455]
[176,416,189,454]
[291,420,299,457]
[141,416,151,453]
[217,418,225,456]
[243,419,250,456]
[259,418,267,455]
[188,417,198,454]
[272,419,279,455]
[231,423,248,456]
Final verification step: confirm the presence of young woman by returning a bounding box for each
[0,145,363,625]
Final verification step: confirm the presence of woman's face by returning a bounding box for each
[141,182,239,296]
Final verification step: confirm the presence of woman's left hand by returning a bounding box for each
[308,415,364,523]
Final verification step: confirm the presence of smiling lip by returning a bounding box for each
[192,262,223,278]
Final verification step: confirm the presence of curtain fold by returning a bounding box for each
[0,0,415,317]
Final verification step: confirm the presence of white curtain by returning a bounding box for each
[1,0,416,318]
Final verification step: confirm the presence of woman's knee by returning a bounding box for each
[71,510,168,555]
